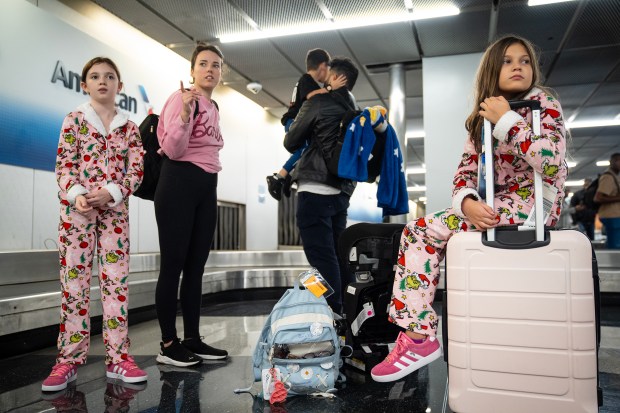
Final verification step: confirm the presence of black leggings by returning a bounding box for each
[155,158,218,342]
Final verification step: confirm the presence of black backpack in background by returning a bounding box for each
[133,101,218,200]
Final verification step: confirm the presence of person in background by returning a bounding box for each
[266,48,346,201]
[595,153,620,248]
[154,43,228,367]
[43,57,146,392]
[283,57,360,314]
[371,35,567,383]
[570,178,596,239]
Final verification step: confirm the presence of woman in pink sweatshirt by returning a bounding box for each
[154,43,228,367]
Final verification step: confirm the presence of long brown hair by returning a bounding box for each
[465,35,549,153]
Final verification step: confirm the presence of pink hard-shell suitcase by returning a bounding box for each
[443,101,602,413]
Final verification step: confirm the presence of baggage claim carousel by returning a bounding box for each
[0,247,619,412]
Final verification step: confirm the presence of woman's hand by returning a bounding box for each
[479,96,510,124]
[179,80,201,123]
[462,197,499,230]
[84,188,113,208]
[75,195,93,214]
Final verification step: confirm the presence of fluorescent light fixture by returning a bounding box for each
[566,161,577,168]
[597,160,610,167]
[407,186,426,192]
[567,119,620,129]
[220,7,459,43]
[565,180,584,187]
[406,130,425,139]
[528,0,576,6]
[418,197,427,202]
[407,167,426,174]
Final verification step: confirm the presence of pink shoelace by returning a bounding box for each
[113,356,140,372]
[50,363,75,377]
[385,333,409,364]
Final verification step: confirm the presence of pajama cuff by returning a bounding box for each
[67,184,88,205]
[452,188,480,218]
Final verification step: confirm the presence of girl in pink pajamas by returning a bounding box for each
[43,57,147,392]
[371,35,568,383]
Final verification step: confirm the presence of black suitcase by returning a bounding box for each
[339,222,405,372]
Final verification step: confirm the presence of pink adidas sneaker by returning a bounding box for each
[371,331,441,382]
[42,363,78,392]
[106,357,148,383]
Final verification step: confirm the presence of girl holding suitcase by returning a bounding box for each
[43,57,146,392]
[372,35,567,382]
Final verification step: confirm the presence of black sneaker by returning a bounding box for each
[182,337,228,360]
[282,174,293,198]
[156,338,202,367]
[266,174,283,201]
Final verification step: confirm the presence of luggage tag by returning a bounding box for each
[299,268,334,299]
[521,181,558,230]
[350,302,375,336]
[262,367,282,400]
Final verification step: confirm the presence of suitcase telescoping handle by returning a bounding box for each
[484,100,543,243]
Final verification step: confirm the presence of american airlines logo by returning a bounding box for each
[50,60,149,114]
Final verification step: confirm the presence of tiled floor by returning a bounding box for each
[1,298,618,413]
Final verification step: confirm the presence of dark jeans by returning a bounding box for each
[578,221,595,240]
[155,159,218,342]
[296,191,352,313]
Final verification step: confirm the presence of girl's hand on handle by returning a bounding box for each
[75,195,93,214]
[179,80,201,123]
[462,197,500,230]
[479,96,510,125]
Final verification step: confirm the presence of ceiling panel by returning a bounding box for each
[323,0,407,20]
[416,10,488,57]
[270,31,354,73]
[93,0,189,44]
[566,0,620,49]
[233,0,325,29]
[545,46,620,86]
[221,40,298,80]
[341,22,420,66]
[587,82,620,107]
[496,1,577,53]
[552,84,598,108]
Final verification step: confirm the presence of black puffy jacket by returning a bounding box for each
[283,89,356,196]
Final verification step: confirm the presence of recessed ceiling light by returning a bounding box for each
[567,119,620,128]
[220,7,459,43]
[528,0,576,6]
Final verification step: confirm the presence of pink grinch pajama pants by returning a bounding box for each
[388,204,522,336]
[56,202,131,365]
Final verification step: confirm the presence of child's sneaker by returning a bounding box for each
[266,174,283,201]
[106,357,148,383]
[371,332,441,382]
[41,363,78,392]
[282,174,293,198]
[182,336,228,360]
[157,338,203,367]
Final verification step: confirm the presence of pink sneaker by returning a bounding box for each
[41,363,78,391]
[106,357,148,383]
[371,331,441,382]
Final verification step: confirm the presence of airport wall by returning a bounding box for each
[0,0,393,253]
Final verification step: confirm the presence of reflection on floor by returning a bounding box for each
[1,298,618,413]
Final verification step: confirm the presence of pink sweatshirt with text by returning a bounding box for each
[157,89,223,173]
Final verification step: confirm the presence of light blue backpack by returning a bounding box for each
[248,281,341,398]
